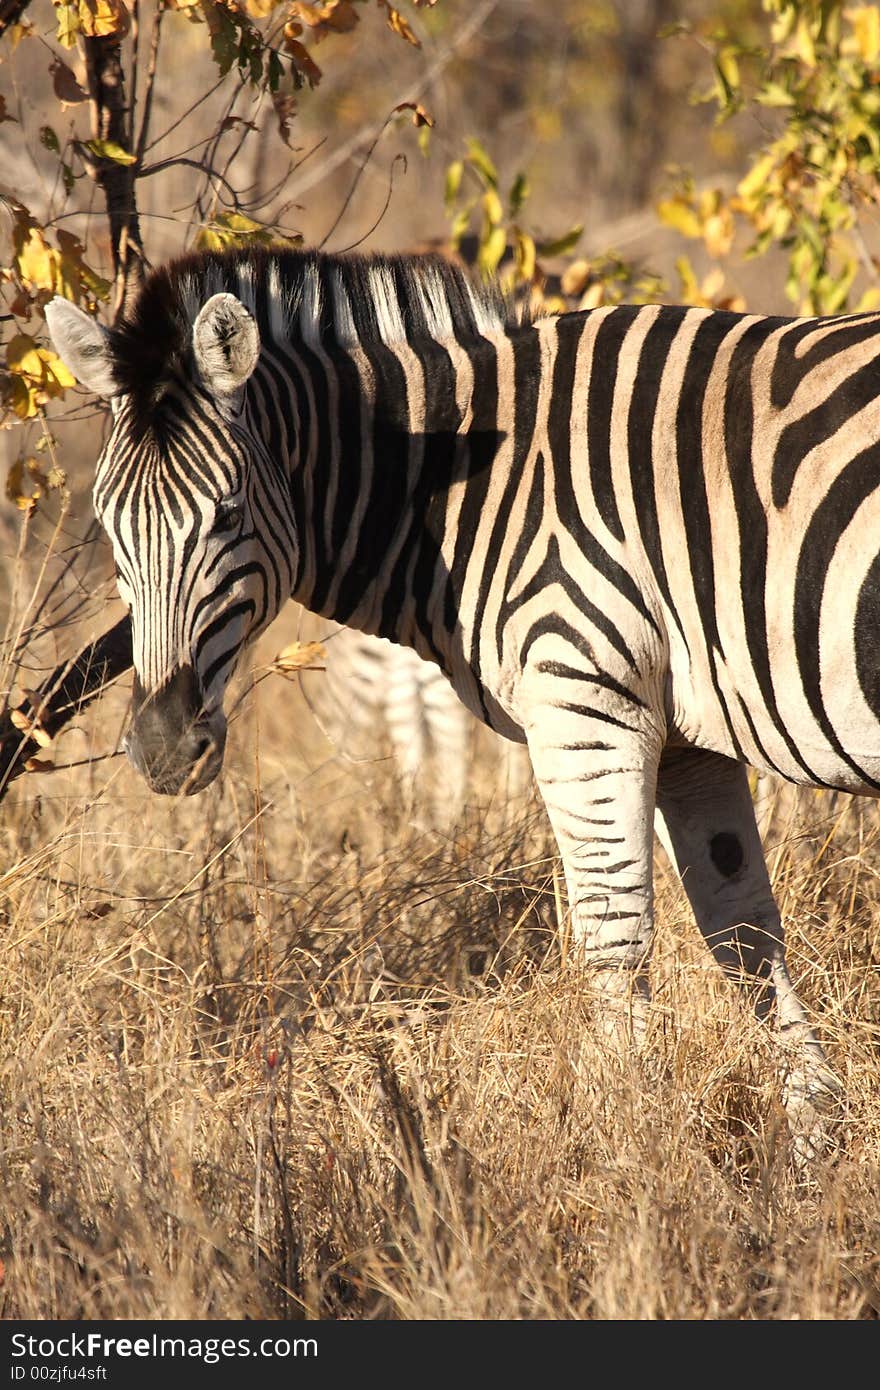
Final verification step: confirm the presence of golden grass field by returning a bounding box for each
[1,567,880,1321]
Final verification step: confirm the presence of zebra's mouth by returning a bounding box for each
[124,717,226,795]
[126,666,227,795]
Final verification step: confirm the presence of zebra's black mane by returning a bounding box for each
[108,245,518,436]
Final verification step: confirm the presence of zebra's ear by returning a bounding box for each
[192,293,260,399]
[44,298,118,399]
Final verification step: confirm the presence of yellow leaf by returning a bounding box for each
[6,334,43,377]
[847,5,880,62]
[793,16,816,66]
[482,187,504,227]
[195,229,224,252]
[657,194,702,239]
[514,230,536,283]
[52,2,80,47]
[40,349,76,391]
[579,283,606,310]
[6,457,40,505]
[272,640,326,673]
[703,208,735,259]
[84,139,136,166]
[737,152,778,206]
[291,0,359,36]
[77,0,130,39]
[479,225,507,276]
[675,254,699,304]
[3,376,37,421]
[378,0,420,46]
[561,259,591,298]
[16,227,58,293]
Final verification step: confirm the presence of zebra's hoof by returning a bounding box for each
[782,1067,845,1166]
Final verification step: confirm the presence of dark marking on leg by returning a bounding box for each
[709,830,744,878]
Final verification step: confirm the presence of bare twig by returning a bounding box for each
[134,1,164,169]
[336,153,407,253]
[284,0,500,206]
[320,116,401,249]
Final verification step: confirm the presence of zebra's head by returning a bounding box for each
[47,285,295,795]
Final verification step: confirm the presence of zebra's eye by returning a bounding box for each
[213,501,242,535]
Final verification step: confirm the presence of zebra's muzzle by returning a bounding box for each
[126,665,227,796]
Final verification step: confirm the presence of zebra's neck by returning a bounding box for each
[256,322,508,668]
[246,297,536,678]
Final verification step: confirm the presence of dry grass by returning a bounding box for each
[1,657,879,1323]
[1,517,880,1320]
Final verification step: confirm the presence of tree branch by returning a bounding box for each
[0,616,133,803]
[83,34,147,319]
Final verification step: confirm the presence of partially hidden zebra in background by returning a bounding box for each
[305,621,531,826]
[48,245,880,1157]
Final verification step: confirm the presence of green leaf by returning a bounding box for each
[535,224,584,258]
[84,138,136,165]
[508,171,529,219]
[39,126,60,152]
[444,159,463,209]
[449,204,473,249]
[465,137,498,189]
[206,0,239,77]
[713,47,740,104]
[756,81,795,107]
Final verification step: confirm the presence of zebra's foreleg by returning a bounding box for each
[654,746,842,1159]
[523,701,664,1047]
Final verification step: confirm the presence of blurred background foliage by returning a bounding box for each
[3,1,880,542]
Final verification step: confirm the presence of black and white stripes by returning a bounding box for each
[48,247,877,1152]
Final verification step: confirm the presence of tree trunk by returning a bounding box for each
[84,34,146,319]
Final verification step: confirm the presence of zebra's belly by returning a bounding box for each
[670,656,880,796]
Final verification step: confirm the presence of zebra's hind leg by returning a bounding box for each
[654,746,843,1161]
[523,701,664,1048]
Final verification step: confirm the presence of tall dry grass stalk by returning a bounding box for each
[1,575,879,1319]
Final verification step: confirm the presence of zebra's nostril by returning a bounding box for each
[190,728,215,762]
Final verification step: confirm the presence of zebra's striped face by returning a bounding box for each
[94,390,295,795]
[45,287,295,796]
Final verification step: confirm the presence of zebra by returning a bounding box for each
[308,622,471,825]
[303,621,531,826]
[47,246,876,1156]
